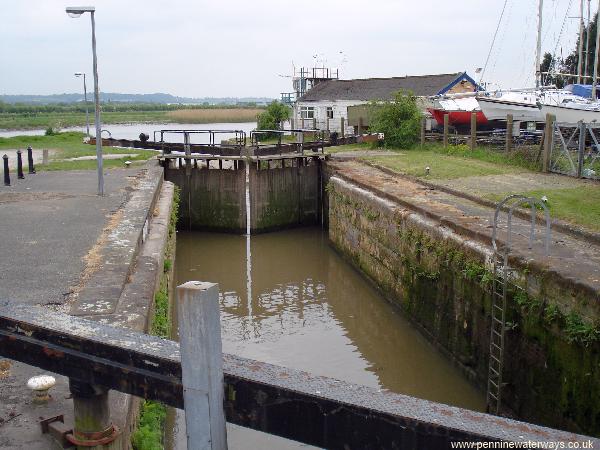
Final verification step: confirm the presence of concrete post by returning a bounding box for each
[420,116,426,147]
[177,281,227,450]
[443,114,449,148]
[506,114,513,153]
[543,113,554,173]
[42,149,49,165]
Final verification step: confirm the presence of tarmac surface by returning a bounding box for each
[0,167,143,449]
[0,169,138,307]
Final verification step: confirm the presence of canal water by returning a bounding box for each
[167,227,485,448]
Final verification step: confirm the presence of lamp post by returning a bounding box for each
[74,72,90,137]
[66,6,103,196]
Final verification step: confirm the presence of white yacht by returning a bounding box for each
[540,97,600,123]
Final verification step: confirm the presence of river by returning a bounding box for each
[0,122,257,142]
[167,228,485,449]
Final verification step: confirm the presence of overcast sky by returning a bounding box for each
[0,0,592,98]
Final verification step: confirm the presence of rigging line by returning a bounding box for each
[479,0,511,86]
[551,0,575,64]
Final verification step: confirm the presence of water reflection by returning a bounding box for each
[174,227,485,411]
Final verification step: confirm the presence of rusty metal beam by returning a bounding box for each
[0,304,596,449]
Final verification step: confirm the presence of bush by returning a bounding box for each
[257,101,290,137]
[369,90,422,149]
[45,126,57,136]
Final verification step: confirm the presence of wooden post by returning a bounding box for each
[42,149,49,165]
[443,114,449,148]
[358,117,363,135]
[420,116,426,147]
[340,117,345,139]
[290,117,295,130]
[470,112,477,150]
[542,113,554,173]
[505,114,513,153]
[577,121,586,178]
[177,281,227,450]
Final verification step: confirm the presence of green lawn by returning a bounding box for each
[362,146,527,179]
[485,186,600,232]
[0,131,156,170]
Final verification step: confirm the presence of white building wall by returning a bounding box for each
[293,100,369,134]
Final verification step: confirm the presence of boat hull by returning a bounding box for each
[478,97,543,122]
[540,104,600,123]
[429,109,489,127]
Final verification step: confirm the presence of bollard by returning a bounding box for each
[3,155,9,186]
[66,379,119,447]
[16,150,24,179]
[27,146,36,174]
[177,281,228,450]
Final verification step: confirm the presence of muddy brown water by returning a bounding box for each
[167,227,485,449]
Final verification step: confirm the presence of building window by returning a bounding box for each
[326,107,333,119]
[300,106,314,119]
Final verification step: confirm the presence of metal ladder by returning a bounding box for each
[487,195,551,415]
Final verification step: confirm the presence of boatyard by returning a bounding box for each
[3,1,600,449]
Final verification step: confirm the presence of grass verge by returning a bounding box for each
[485,186,600,233]
[132,187,179,450]
[362,144,528,179]
[0,131,157,170]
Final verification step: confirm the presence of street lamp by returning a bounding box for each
[74,72,90,137]
[66,6,103,196]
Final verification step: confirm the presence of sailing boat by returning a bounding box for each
[539,0,600,122]
[477,0,585,123]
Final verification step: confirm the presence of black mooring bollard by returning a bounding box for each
[16,150,24,179]
[27,146,35,174]
[3,155,10,186]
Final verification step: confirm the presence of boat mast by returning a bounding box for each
[592,0,600,99]
[535,0,544,87]
[578,0,585,83]
[585,0,592,79]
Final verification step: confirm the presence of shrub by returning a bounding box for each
[369,90,422,149]
[257,101,290,138]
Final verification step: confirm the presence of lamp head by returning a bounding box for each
[74,72,83,77]
[66,6,95,18]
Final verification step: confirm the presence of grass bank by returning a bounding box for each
[132,187,179,450]
[0,107,262,130]
[0,131,156,170]
[341,142,600,233]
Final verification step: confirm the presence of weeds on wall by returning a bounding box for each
[132,186,180,450]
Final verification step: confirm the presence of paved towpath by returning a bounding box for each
[0,169,140,307]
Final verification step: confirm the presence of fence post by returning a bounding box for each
[177,281,227,450]
[577,121,585,178]
[27,146,36,174]
[340,117,345,139]
[326,117,330,132]
[543,113,554,173]
[42,149,49,165]
[443,114,449,148]
[470,112,477,150]
[505,114,513,153]
[358,117,363,135]
[3,155,9,186]
[290,117,294,130]
[420,116,426,147]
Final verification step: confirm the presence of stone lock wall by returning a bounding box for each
[326,175,600,436]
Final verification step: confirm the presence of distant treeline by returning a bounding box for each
[0,101,264,114]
